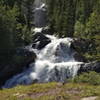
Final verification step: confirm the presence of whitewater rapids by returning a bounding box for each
[3,34,83,88]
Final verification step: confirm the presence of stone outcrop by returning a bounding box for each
[73,52,86,62]
[71,38,92,62]
[78,61,100,74]
[32,32,51,49]
[0,48,36,86]
[72,38,92,54]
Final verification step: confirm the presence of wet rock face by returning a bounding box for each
[78,61,100,74]
[15,48,37,65]
[0,48,36,86]
[72,38,92,53]
[32,32,51,49]
[73,52,86,62]
[41,27,51,35]
[71,38,92,62]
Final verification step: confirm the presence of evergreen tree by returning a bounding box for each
[0,4,19,63]
[62,0,76,37]
[22,0,34,31]
[47,0,76,37]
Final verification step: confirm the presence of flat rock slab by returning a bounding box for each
[81,96,98,100]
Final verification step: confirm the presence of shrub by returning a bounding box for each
[73,71,100,85]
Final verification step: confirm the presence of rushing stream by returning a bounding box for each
[3,0,83,88]
[3,34,83,88]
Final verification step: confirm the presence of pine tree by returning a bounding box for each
[47,0,76,37]
[22,0,34,31]
[0,4,19,63]
[62,0,76,37]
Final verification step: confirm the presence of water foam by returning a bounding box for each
[3,35,83,88]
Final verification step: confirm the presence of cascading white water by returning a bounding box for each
[3,1,83,88]
[34,0,43,7]
[3,34,83,88]
[34,0,47,27]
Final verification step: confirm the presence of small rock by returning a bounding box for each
[81,96,98,100]
[78,61,100,73]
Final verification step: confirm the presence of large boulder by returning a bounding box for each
[78,61,100,74]
[32,32,51,49]
[72,38,91,53]
[72,52,86,62]
[0,48,36,86]
[71,38,92,62]
[14,48,36,66]
[41,27,51,35]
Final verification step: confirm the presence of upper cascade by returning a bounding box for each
[34,0,47,27]
[34,0,43,7]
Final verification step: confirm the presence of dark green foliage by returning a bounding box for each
[0,4,19,64]
[21,0,34,31]
[0,0,100,64]
[73,71,100,85]
[47,0,76,37]
[75,0,100,61]
[0,0,34,64]
[46,0,100,61]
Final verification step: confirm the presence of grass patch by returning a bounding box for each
[1,82,100,100]
[1,72,100,100]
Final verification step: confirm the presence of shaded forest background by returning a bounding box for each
[0,0,100,65]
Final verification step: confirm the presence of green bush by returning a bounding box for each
[74,21,85,38]
[73,71,100,85]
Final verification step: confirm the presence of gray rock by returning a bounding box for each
[78,61,100,74]
[71,38,92,62]
[0,48,36,86]
[73,52,85,62]
[71,38,92,54]
[32,32,51,49]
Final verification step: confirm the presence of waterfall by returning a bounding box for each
[34,0,47,27]
[34,0,43,7]
[3,1,83,88]
[3,35,83,88]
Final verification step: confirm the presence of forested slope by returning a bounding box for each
[0,0,100,64]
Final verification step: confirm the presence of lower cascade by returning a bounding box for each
[3,34,83,88]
